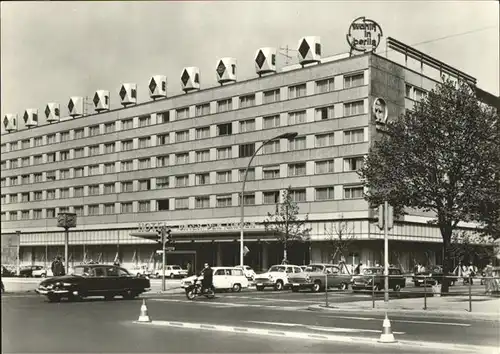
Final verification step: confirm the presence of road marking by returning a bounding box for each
[224,295,323,304]
[246,321,406,334]
[150,298,306,311]
[320,315,472,327]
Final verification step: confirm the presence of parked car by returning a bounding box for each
[32,267,53,278]
[180,267,249,292]
[288,263,352,293]
[253,264,303,291]
[1,265,16,277]
[123,264,152,278]
[35,264,150,302]
[351,267,406,292]
[153,265,188,279]
[19,265,45,278]
[413,265,456,286]
[234,265,256,280]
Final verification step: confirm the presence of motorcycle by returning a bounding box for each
[185,277,215,300]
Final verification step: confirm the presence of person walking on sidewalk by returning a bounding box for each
[51,256,65,277]
[484,262,495,294]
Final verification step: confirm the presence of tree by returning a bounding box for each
[263,186,312,263]
[324,216,355,264]
[449,231,494,269]
[360,78,500,292]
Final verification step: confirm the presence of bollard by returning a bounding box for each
[372,275,375,309]
[423,277,427,310]
[468,275,472,312]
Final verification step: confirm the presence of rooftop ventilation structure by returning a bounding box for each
[23,109,39,128]
[181,67,201,93]
[255,47,277,77]
[216,58,237,85]
[68,97,84,118]
[119,84,137,106]
[149,75,167,100]
[3,114,18,133]
[93,90,110,112]
[297,36,321,67]
[45,103,61,123]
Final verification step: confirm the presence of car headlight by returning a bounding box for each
[62,283,72,287]
[268,274,273,280]
[305,275,311,282]
[350,277,354,283]
[429,274,432,277]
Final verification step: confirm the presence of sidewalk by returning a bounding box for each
[309,295,500,321]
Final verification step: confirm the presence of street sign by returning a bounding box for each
[165,247,175,251]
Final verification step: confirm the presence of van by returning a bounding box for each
[180,266,249,292]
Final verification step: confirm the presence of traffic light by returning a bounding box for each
[376,203,394,230]
[165,228,172,244]
[156,229,163,246]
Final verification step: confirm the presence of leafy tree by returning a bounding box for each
[449,231,494,269]
[360,78,500,292]
[263,186,312,263]
[324,215,355,264]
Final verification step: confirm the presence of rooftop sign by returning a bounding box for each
[346,17,383,54]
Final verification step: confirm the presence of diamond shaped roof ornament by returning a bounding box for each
[181,70,190,86]
[45,105,50,118]
[298,39,310,59]
[93,93,100,107]
[68,99,74,112]
[216,61,226,78]
[23,111,28,123]
[149,78,157,94]
[119,85,127,100]
[255,50,266,69]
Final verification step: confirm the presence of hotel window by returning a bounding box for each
[216,194,232,208]
[88,165,100,176]
[121,160,133,172]
[139,137,151,149]
[157,111,170,124]
[344,72,364,89]
[263,115,280,129]
[47,134,57,144]
[0,179,5,187]
[176,175,189,187]
[60,150,70,161]
[60,207,70,213]
[105,143,115,154]
[74,167,83,178]
[158,134,170,145]
[195,150,210,162]
[157,199,170,211]
[157,155,169,167]
[122,181,133,192]
[316,187,334,201]
[176,107,189,120]
[315,160,334,174]
[138,201,150,213]
[196,126,210,139]
[34,137,43,147]
[10,141,19,150]
[0,161,5,170]
[316,105,335,120]
[139,115,151,127]
[104,163,115,174]
[88,185,100,196]
[316,78,335,93]
[239,168,255,182]
[105,122,115,133]
[240,119,255,133]
[21,210,30,220]
[60,188,70,198]
[289,83,306,99]
[344,157,364,171]
[21,175,30,184]
[263,191,280,205]
[46,171,56,181]
[1,195,5,205]
[33,155,42,165]
[217,98,232,113]
[289,137,306,151]
[10,212,18,221]
[138,179,151,191]
[74,148,84,158]
[263,139,279,153]
[217,123,232,136]
[217,146,232,159]
[0,213,5,221]
[175,197,189,210]
[33,209,42,220]
[104,183,115,194]
[74,187,84,197]
[22,139,30,149]
[415,87,427,101]
[46,190,55,200]
[239,94,255,108]
[46,208,55,218]
[195,196,210,209]
[60,131,70,142]
[89,125,100,136]
[11,159,19,168]
[196,103,210,116]
[138,158,150,170]
[21,157,30,167]
[196,173,210,186]
[34,173,42,183]
[175,153,189,165]
[288,163,306,176]
[344,186,364,199]
[34,191,43,201]
[88,205,100,216]
[239,193,255,206]
[122,119,133,130]
[344,100,365,116]
[288,110,306,125]
[89,145,100,156]
[263,165,280,179]
[21,193,30,202]
[74,206,84,217]
[156,177,169,189]
[11,176,19,185]
[0,144,5,153]
[290,189,306,202]
[10,194,18,203]
[74,129,84,139]
[121,202,133,213]
[216,171,232,183]
[263,89,280,104]
[60,169,70,179]
[239,143,255,158]
[344,129,364,144]
[122,140,133,151]
[175,130,189,143]
[315,133,335,147]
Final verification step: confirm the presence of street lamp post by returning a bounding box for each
[239,131,298,268]
[57,213,77,275]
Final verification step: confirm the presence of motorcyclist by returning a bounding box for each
[199,263,213,294]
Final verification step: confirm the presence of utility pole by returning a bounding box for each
[377,203,394,304]
[279,45,298,66]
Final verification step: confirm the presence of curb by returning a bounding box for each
[307,304,500,322]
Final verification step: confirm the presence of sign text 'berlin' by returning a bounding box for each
[346,17,383,53]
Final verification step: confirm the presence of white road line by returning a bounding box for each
[224,295,323,304]
[320,315,471,327]
[246,320,406,334]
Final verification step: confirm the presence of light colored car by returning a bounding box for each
[32,267,53,278]
[152,265,188,279]
[254,264,303,291]
[234,265,256,280]
[124,264,152,277]
[181,267,249,292]
[288,263,352,292]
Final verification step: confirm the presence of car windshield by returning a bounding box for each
[268,266,286,272]
[429,266,442,273]
[72,266,92,276]
[363,268,383,275]
[306,265,324,272]
[172,266,181,270]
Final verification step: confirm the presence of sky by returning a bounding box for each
[1,1,498,128]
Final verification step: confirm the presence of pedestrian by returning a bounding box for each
[51,256,65,277]
[354,262,363,275]
[200,262,213,294]
[468,262,475,285]
[186,262,193,277]
[484,262,494,294]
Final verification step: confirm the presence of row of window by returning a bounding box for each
[0,157,365,203]
[0,73,366,154]
[0,185,364,221]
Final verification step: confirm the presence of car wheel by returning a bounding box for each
[274,280,284,291]
[185,289,196,300]
[47,294,61,303]
[291,286,299,293]
[339,283,348,291]
[41,273,46,278]
[170,274,175,279]
[393,284,401,292]
[256,286,264,291]
[136,273,141,277]
[123,290,138,300]
[312,281,321,293]
[232,283,242,293]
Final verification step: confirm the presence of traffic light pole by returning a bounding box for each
[384,201,389,304]
[162,227,166,292]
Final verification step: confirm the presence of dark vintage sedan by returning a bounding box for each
[351,267,406,292]
[413,265,456,286]
[35,264,150,302]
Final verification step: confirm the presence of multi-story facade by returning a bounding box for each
[1,37,496,272]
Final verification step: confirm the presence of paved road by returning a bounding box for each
[2,291,498,353]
